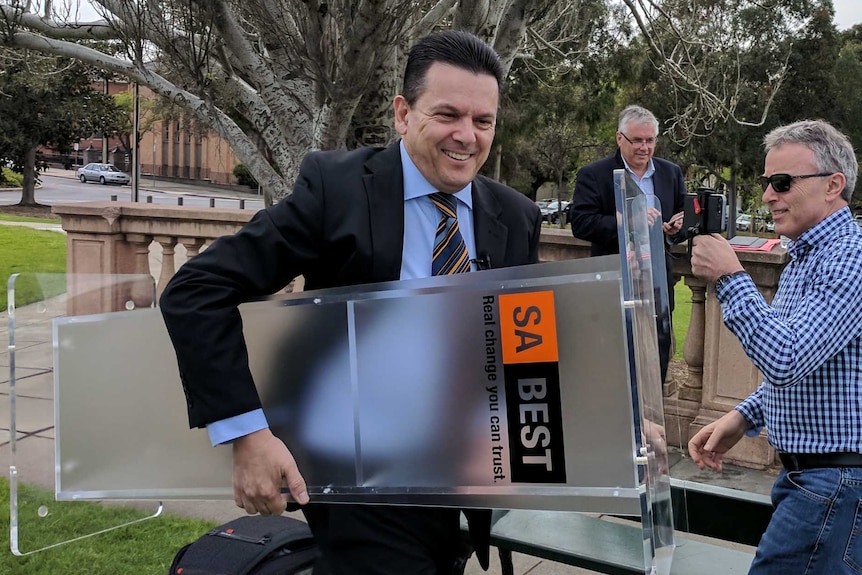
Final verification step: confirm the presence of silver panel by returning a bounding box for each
[54,258,644,513]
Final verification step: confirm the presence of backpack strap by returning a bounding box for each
[170,515,315,575]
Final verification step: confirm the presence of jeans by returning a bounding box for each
[749,467,862,574]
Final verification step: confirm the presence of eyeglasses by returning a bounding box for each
[619,132,657,147]
[758,173,833,193]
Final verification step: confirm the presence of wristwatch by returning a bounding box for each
[714,270,748,291]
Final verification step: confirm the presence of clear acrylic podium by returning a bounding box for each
[4,272,163,555]
[7,170,673,572]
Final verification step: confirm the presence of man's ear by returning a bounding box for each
[393,95,409,136]
[825,172,848,203]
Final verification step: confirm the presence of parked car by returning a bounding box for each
[541,200,570,223]
[77,163,130,185]
[737,213,770,233]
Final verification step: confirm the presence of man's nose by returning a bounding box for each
[452,117,477,144]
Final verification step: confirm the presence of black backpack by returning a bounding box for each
[169,515,318,575]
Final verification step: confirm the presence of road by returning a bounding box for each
[0,170,266,211]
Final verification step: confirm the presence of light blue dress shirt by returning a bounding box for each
[206,142,477,445]
[621,157,657,209]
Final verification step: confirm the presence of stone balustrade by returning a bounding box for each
[53,202,253,314]
[53,202,788,469]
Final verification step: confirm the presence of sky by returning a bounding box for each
[834,0,862,30]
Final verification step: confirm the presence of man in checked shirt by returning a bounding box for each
[688,119,862,575]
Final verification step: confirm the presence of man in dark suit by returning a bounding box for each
[569,105,686,383]
[160,30,541,575]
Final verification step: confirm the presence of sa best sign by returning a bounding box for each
[498,291,567,484]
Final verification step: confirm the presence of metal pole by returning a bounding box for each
[131,83,140,202]
[102,77,109,164]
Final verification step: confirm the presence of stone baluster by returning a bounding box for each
[179,237,204,258]
[679,277,707,403]
[154,235,178,298]
[124,233,155,309]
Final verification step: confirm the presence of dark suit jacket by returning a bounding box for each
[569,149,686,258]
[569,149,686,384]
[159,142,542,570]
[161,143,541,427]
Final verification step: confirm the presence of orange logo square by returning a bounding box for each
[498,291,558,364]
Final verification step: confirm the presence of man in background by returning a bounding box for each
[689,119,862,574]
[569,105,686,382]
[160,30,541,575]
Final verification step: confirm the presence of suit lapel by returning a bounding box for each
[471,178,507,269]
[363,145,405,282]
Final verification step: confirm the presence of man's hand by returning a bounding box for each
[688,410,749,473]
[643,419,668,474]
[691,234,744,283]
[232,428,309,515]
[646,207,661,227]
[662,211,684,235]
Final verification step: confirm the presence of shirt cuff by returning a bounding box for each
[714,270,754,304]
[206,409,268,446]
[734,405,762,437]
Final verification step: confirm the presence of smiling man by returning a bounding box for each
[160,30,541,575]
[689,120,862,574]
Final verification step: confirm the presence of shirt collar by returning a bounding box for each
[399,141,473,208]
[787,207,854,260]
[621,155,655,180]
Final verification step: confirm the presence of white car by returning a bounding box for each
[735,214,751,231]
[77,163,130,185]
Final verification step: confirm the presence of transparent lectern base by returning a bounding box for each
[4,273,162,555]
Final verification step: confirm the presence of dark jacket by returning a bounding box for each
[569,149,686,257]
[159,142,542,572]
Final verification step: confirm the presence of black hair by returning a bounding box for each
[401,30,505,105]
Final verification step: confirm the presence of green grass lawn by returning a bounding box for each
[0,214,60,224]
[0,225,66,310]
[672,280,692,359]
[0,478,216,574]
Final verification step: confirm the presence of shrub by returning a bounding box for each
[1,167,24,187]
[232,163,258,189]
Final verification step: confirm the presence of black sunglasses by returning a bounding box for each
[759,173,833,193]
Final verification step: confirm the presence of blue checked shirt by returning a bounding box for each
[716,208,862,454]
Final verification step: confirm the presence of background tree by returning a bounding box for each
[0,49,125,206]
[0,0,808,206]
[624,0,837,228]
[834,24,862,210]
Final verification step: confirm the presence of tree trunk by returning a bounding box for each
[493,144,502,182]
[556,169,565,228]
[19,147,38,206]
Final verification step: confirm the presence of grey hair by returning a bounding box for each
[618,105,659,136]
[764,120,857,202]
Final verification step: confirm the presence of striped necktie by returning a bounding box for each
[430,192,471,275]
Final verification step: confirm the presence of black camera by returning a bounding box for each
[671,187,727,244]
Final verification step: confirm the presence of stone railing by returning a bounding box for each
[53,202,254,315]
[54,203,788,469]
